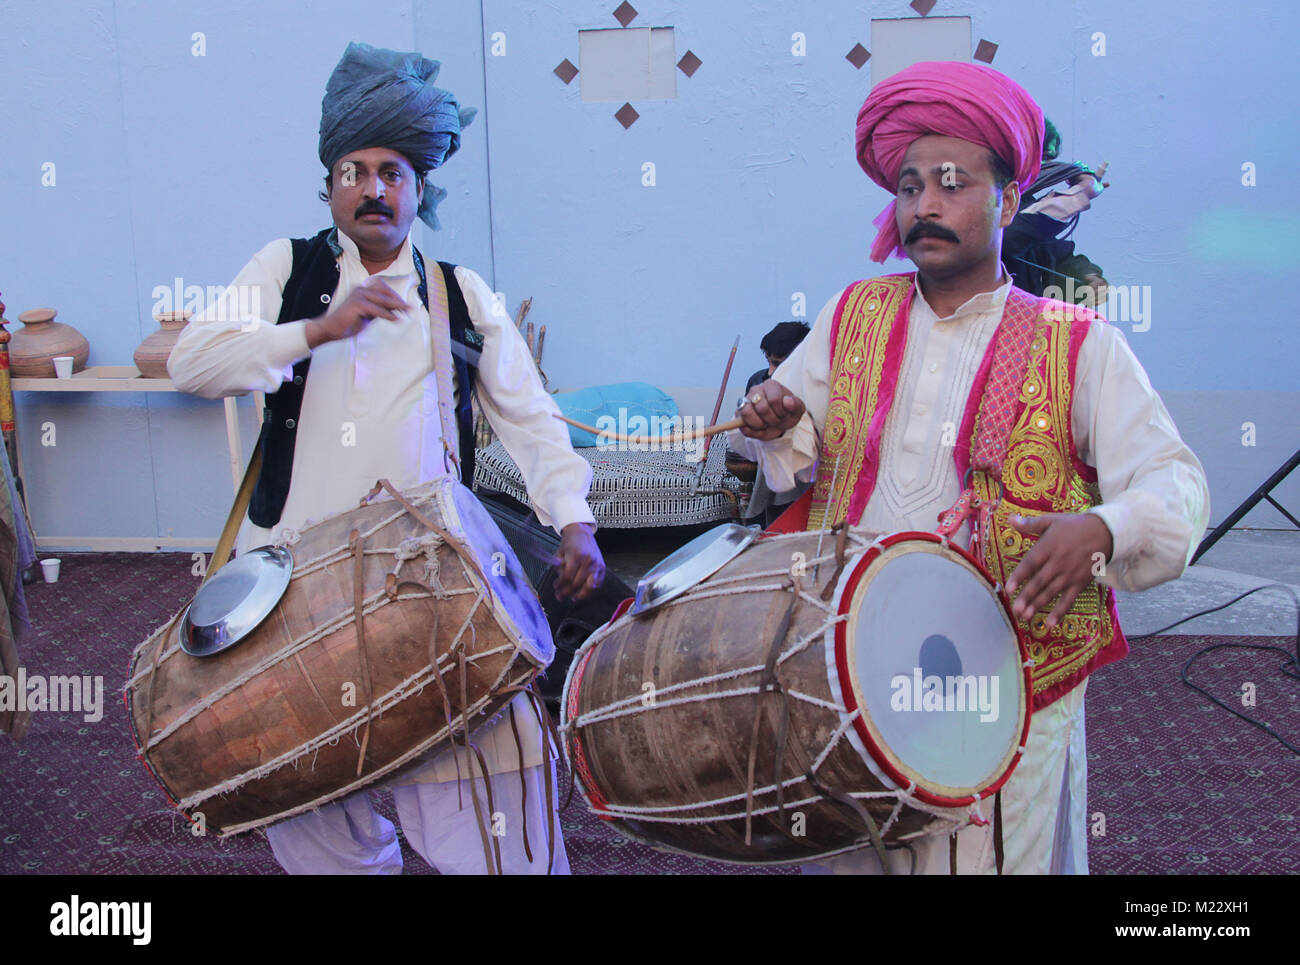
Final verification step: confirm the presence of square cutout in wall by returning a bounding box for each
[579,27,678,103]
[869,17,971,87]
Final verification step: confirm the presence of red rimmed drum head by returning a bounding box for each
[832,532,1032,808]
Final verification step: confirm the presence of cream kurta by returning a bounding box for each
[737,273,1209,873]
[169,229,595,782]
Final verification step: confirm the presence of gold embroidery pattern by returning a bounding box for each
[976,315,1118,698]
[808,276,912,531]
[1005,439,1061,502]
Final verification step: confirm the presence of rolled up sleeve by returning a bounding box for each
[750,290,840,492]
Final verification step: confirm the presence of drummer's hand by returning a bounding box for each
[305,277,407,349]
[1004,513,1114,629]
[555,522,605,602]
[738,379,806,441]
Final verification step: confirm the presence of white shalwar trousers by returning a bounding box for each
[803,680,1090,875]
[266,760,570,875]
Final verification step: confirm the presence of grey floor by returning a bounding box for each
[600,526,1300,640]
[1117,529,1299,638]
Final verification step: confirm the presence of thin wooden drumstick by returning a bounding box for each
[553,413,744,446]
[695,336,740,482]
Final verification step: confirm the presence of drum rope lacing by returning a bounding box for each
[377,481,566,875]
[126,506,413,678]
[350,527,376,777]
[137,585,478,749]
[169,590,513,802]
[566,616,847,730]
[178,640,521,813]
[131,488,497,719]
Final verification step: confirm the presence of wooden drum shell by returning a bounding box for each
[564,532,934,865]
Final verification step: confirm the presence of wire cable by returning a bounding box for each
[1127,584,1300,755]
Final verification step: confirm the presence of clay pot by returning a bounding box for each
[11,308,90,378]
[134,310,192,379]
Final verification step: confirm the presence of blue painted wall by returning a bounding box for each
[1,0,1296,543]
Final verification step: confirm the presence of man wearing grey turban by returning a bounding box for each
[318,42,475,233]
[170,42,604,875]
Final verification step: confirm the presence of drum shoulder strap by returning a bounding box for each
[434,259,480,488]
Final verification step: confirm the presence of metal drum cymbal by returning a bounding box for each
[631,524,757,615]
[180,546,294,657]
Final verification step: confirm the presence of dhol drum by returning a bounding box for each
[562,526,1032,865]
[127,477,553,837]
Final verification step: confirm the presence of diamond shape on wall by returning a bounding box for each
[613,2,638,27]
[846,44,871,69]
[615,102,640,128]
[974,39,998,63]
[677,50,702,77]
[554,58,578,84]
[910,0,938,15]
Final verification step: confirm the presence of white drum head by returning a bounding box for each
[442,480,554,666]
[831,533,1029,806]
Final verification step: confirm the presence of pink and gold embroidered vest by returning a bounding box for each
[805,272,1127,709]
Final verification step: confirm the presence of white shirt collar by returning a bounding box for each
[335,226,416,278]
[913,268,1014,322]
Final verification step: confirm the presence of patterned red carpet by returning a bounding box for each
[2,552,1296,874]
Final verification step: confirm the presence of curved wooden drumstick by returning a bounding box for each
[553,413,744,446]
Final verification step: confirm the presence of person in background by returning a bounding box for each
[728,321,812,526]
[1004,117,1111,306]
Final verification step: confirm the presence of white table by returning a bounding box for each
[12,365,264,550]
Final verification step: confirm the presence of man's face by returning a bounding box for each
[894,134,1019,280]
[326,147,423,254]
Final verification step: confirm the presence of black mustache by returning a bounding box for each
[355,201,394,219]
[906,222,960,244]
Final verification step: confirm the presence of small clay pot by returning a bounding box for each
[134,311,192,379]
[11,308,90,378]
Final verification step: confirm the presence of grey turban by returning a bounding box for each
[318,42,477,230]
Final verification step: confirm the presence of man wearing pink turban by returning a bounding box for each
[733,61,1208,874]
[856,60,1045,264]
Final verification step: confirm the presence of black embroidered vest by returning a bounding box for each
[248,227,480,528]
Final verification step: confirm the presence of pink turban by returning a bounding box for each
[855,61,1044,263]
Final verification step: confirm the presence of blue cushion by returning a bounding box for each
[552,382,680,447]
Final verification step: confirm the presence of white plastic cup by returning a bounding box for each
[40,558,61,583]
[53,356,74,378]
